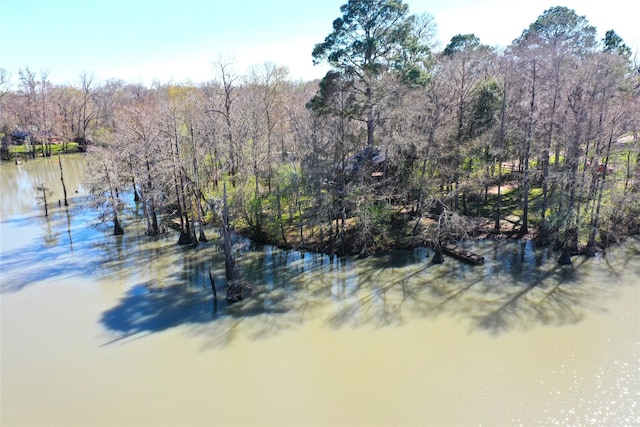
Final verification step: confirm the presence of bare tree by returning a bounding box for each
[18,68,39,158]
[76,71,97,151]
[115,100,165,236]
[35,184,52,217]
[39,71,51,156]
[87,145,125,236]
[207,58,240,186]
[0,68,11,99]
[58,153,69,206]
[249,62,289,190]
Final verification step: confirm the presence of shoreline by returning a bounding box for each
[236,218,614,259]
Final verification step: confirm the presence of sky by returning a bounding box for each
[1,0,638,87]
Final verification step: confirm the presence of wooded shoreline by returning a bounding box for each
[2,4,638,269]
[4,138,639,264]
[245,205,633,261]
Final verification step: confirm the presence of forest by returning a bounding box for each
[1,2,639,265]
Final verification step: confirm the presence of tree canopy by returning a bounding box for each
[603,29,632,58]
[311,0,434,147]
[312,0,413,77]
[515,6,597,56]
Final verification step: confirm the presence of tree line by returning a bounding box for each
[1,2,639,263]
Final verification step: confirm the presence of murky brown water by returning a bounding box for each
[1,156,639,426]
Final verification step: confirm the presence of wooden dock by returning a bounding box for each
[441,243,485,265]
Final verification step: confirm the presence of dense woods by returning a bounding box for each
[2,2,639,262]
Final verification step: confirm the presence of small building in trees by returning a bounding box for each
[343,147,389,180]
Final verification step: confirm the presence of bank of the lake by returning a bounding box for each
[1,141,82,162]
[3,149,637,262]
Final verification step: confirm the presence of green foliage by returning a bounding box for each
[444,34,482,57]
[602,30,632,59]
[8,142,80,156]
[352,197,394,252]
[228,166,309,244]
[308,81,362,122]
[312,0,435,89]
[515,6,597,56]
[313,0,411,75]
[393,13,435,86]
[466,77,502,140]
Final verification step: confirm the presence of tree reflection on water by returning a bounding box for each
[98,236,640,347]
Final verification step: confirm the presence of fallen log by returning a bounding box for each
[441,243,485,265]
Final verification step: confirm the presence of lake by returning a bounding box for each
[1,154,638,426]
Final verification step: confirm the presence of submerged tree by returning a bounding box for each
[87,145,125,236]
[221,182,234,282]
[35,184,52,217]
[58,153,68,207]
[114,100,167,236]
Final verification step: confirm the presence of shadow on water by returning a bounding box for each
[98,237,640,348]
[100,282,216,345]
[324,239,639,335]
[99,243,341,348]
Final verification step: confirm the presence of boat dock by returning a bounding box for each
[441,243,485,265]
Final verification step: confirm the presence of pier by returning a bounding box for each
[441,243,485,265]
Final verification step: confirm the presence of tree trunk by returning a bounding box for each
[366,84,375,147]
[222,182,235,281]
[557,246,571,265]
[132,175,141,202]
[587,130,615,252]
[519,60,537,237]
[190,124,207,242]
[104,165,124,236]
[58,153,68,206]
[142,159,160,235]
[113,213,124,236]
[494,75,507,232]
[540,60,561,223]
[275,189,288,247]
[39,186,49,217]
[170,121,195,245]
[432,246,444,264]
[494,157,502,231]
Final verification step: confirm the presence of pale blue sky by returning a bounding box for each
[1,0,637,86]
